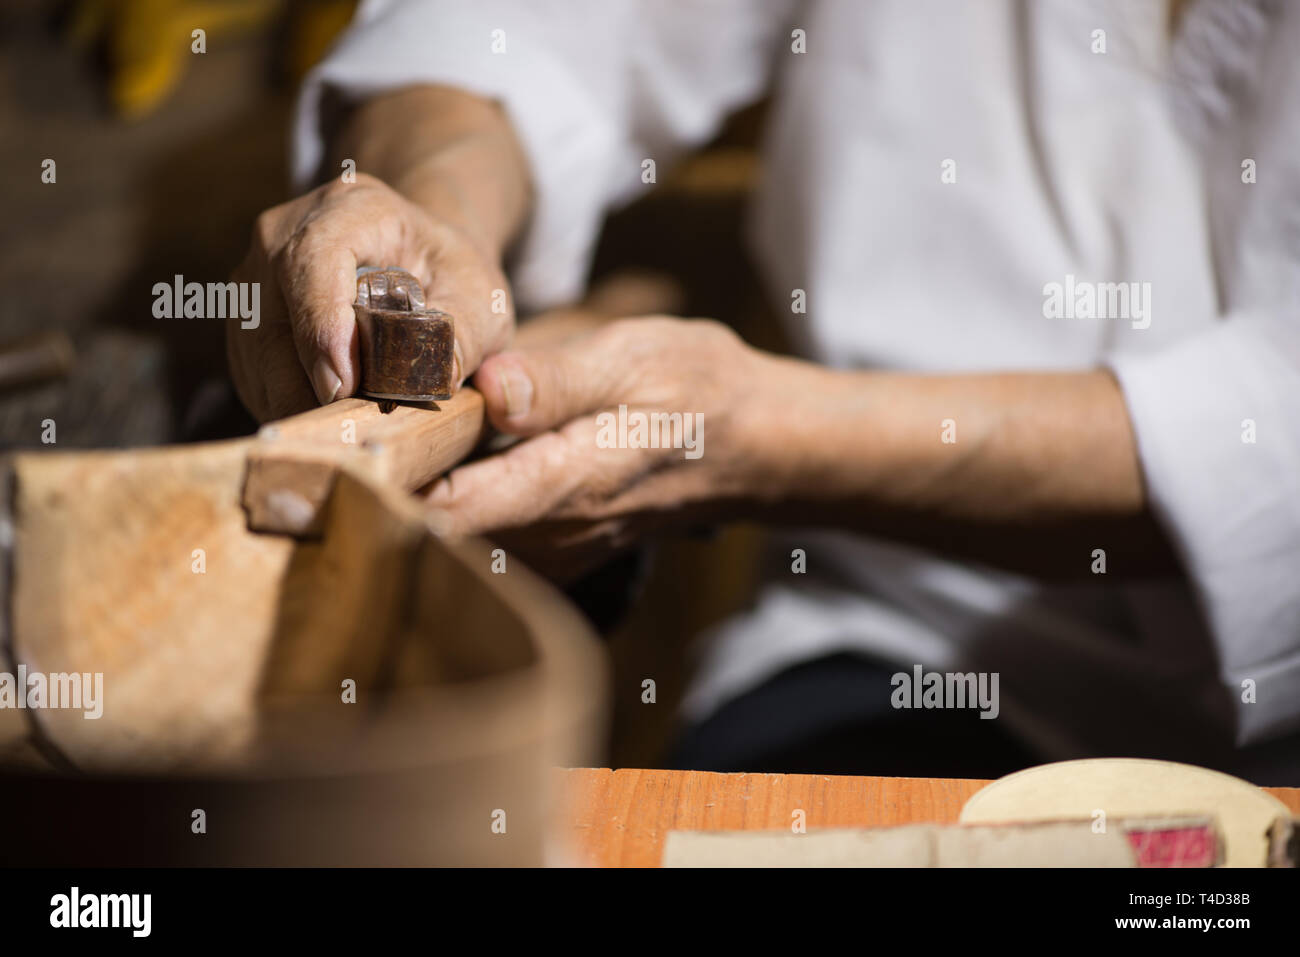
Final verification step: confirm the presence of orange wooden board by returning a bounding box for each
[557,767,1300,868]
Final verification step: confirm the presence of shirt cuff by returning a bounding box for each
[1108,316,1300,744]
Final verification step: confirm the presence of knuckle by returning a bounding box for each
[321,170,386,204]
[318,172,360,199]
[277,222,323,280]
[251,208,282,255]
[349,170,385,191]
[316,178,349,200]
[599,317,646,349]
[694,317,742,347]
[269,237,297,283]
[284,221,312,258]
[600,318,668,365]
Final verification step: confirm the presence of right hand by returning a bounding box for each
[226,172,514,422]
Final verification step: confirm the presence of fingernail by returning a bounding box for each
[499,364,533,419]
[311,357,342,404]
[452,339,464,388]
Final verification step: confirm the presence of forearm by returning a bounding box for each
[329,85,533,258]
[749,357,1179,578]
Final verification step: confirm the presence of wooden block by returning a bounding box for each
[241,389,485,535]
[5,438,293,769]
[1,416,597,777]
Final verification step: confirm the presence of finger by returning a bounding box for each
[225,254,273,421]
[227,251,313,422]
[257,322,319,421]
[426,418,648,536]
[427,430,581,535]
[276,227,363,405]
[470,329,629,436]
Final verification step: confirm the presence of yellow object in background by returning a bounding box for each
[68,0,358,120]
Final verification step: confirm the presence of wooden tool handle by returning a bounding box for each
[354,267,455,401]
[241,389,485,535]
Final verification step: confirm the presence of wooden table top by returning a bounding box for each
[558,767,1300,868]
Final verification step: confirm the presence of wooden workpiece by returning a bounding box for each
[2,420,605,864]
[0,386,500,773]
[241,389,485,535]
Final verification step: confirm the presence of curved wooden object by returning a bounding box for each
[0,405,605,864]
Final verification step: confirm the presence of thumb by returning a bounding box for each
[472,335,624,436]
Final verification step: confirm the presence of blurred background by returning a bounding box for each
[0,0,792,770]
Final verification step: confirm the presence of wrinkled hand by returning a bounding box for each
[425,316,778,581]
[226,173,512,422]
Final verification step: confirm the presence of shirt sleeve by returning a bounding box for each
[1109,1,1300,746]
[1108,318,1300,745]
[292,0,788,310]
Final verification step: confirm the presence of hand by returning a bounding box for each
[226,172,513,422]
[424,316,778,581]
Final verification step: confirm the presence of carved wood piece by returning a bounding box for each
[241,388,484,535]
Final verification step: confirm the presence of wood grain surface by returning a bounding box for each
[243,389,485,534]
[558,767,1300,867]
[7,439,294,770]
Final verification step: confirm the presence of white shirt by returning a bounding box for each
[296,0,1300,760]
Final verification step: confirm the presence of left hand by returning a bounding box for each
[425,316,775,580]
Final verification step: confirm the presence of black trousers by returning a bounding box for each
[667,651,1300,785]
[666,652,1041,779]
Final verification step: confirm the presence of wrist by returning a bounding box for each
[393,165,517,262]
[735,351,826,506]
[335,86,532,261]
[737,354,891,512]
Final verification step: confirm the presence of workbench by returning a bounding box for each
[558,768,1300,868]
